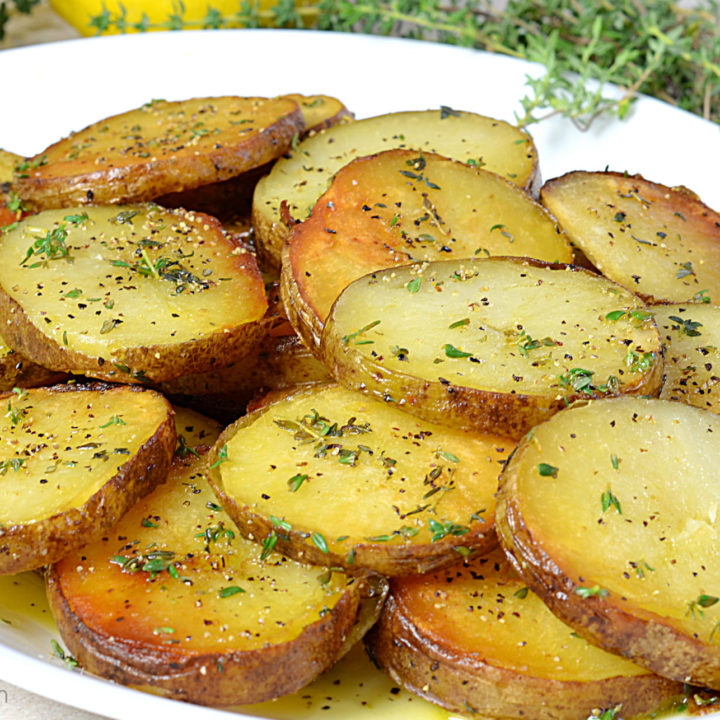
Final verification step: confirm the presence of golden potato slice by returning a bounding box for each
[252,108,540,267]
[172,405,223,453]
[366,548,681,719]
[14,96,304,211]
[47,448,387,706]
[0,205,268,384]
[321,257,662,439]
[540,171,720,304]
[281,93,354,134]
[282,149,571,353]
[654,303,720,411]
[0,383,175,575]
[497,396,720,689]
[207,384,512,576]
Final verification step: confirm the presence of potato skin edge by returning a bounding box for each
[365,592,682,720]
[0,383,176,575]
[496,413,720,689]
[46,562,375,705]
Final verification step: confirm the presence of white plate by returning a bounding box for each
[0,28,718,720]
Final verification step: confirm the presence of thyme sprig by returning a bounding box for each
[77,0,720,128]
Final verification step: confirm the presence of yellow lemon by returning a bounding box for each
[49,0,319,36]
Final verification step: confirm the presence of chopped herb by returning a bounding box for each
[513,587,529,599]
[141,518,159,528]
[341,319,381,345]
[260,532,278,560]
[0,458,25,474]
[610,454,619,470]
[99,414,125,428]
[311,532,329,553]
[625,349,655,373]
[676,261,695,279]
[50,639,78,668]
[428,518,469,542]
[443,343,473,359]
[449,318,470,329]
[218,585,245,598]
[435,447,460,463]
[110,549,178,579]
[175,434,201,459]
[406,277,422,293]
[537,463,558,477]
[287,473,309,492]
[669,315,702,337]
[575,585,609,599]
[21,222,71,267]
[601,489,622,514]
[209,443,228,469]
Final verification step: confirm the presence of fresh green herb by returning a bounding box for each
[110,549,178,579]
[209,443,228,468]
[196,521,235,551]
[625,349,656,373]
[311,532,329,553]
[687,594,720,619]
[435,447,460,463]
[669,315,703,337]
[676,261,696,279]
[99,414,125,428]
[489,223,514,242]
[218,585,245,598]
[610,454,619,470]
[443,343,473,359]
[0,457,24,474]
[537,463,558,477]
[428,518,469,542]
[141,518,158,528]
[575,585,609,599]
[513,587,529,599]
[21,222,71,267]
[406,277,422,293]
[50,639,78,668]
[601,489,622,514]
[175,434,201,459]
[287,473,309,492]
[341,320,381,345]
[515,329,560,357]
[630,559,655,579]
[558,367,618,395]
[449,318,470,329]
[261,532,278,560]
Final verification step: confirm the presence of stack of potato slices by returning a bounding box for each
[2,92,720,718]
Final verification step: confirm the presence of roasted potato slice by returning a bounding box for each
[366,548,681,719]
[0,205,268,384]
[497,396,720,689]
[172,405,223,451]
[207,384,511,576]
[0,149,19,184]
[14,96,304,211]
[654,303,720,411]
[282,149,571,353]
[252,108,540,267]
[540,171,720,304]
[281,93,354,134]
[0,383,175,575]
[321,257,663,439]
[47,447,387,706]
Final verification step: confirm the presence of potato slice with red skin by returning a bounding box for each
[0,383,175,575]
[0,205,268,384]
[540,171,720,304]
[282,149,571,353]
[47,448,387,706]
[366,549,682,719]
[14,96,304,211]
[320,257,663,440]
[207,383,512,576]
[497,396,720,689]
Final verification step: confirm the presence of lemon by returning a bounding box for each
[49,0,319,36]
